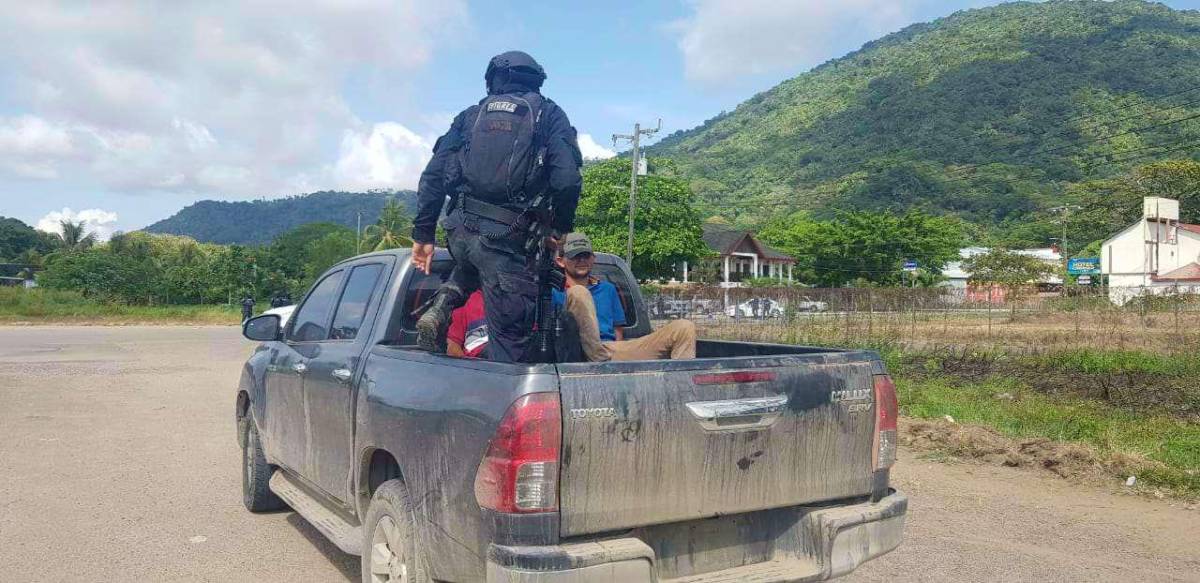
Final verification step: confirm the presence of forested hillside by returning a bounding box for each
[650,0,1200,242]
[143,190,417,245]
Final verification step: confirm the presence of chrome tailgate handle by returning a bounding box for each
[331,368,353,383]
[685,395,789,432]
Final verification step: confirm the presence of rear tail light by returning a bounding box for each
[474,392,561,513]
[872,374,899,470]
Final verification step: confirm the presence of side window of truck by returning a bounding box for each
[288,270,345,342]
[329,263,384,341]
[384,260,453,345]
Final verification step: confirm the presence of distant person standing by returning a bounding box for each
[240,295,256,323]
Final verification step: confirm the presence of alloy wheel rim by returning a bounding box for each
[369,515,408,583]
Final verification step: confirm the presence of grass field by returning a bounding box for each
[694,314,1200,498]
[891,349,1199,497]
[0,287,241,325]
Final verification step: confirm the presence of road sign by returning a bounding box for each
[1076,275,1093,285]
[1067,258,1100,275]
[903,260,918,272]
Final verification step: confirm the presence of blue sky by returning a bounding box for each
[1,0,1199,238]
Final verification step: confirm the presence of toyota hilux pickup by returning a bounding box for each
[237,248,906,583]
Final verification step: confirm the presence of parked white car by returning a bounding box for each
[794,296,829,313]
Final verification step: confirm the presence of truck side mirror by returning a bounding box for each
[243,314,282,342]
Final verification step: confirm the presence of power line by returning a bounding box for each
[693,135,1200,213]
[1075,93,1200,132]
[1081,137,1200,171]
[1061,85,1200,125]
[943,85,1200,179]
[940,97,1200,181]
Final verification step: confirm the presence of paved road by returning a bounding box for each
[0,326,1196,582]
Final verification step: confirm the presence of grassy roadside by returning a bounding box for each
[889,348,1200,498]
[0,288,241,325]
[694,316,1199,498]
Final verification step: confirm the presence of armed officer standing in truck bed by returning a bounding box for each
[410,51,583,363]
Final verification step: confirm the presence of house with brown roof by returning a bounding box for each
[689,225,796,287]
[1101,197,1200,304]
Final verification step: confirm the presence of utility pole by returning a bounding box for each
[612,119,661,265]
[1049,204,1081,274]
[356,210,363,254]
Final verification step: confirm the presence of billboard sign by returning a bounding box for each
[1067,258,1100,275]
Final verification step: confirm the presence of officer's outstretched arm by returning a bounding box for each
[412,110,471,245]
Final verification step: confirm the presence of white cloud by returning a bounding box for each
[578,133,616,160]
[671,0,914,84]
[333,122,434,191]
[0,1,468,196]
[37,207,120,242]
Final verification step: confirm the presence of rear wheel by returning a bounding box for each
[362,480,430,583]
[242,419,286,512]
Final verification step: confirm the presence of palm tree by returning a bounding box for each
[362,198,413,251]
[57,220,96,250]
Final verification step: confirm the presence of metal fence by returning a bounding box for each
[643,285,1200,354]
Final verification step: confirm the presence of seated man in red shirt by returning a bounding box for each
[446,290,489,359]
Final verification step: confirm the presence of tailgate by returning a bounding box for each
[556,356,878,537]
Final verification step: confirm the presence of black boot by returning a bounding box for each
[415,288,462,353]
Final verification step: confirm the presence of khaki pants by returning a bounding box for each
[564,285,697,362]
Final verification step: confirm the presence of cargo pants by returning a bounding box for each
[440,210,538,364]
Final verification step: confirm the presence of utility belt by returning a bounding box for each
[456,195,550,243]
[460,196,529,228]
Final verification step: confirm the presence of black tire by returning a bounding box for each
[362,480,431,583]
[242,419,286,512]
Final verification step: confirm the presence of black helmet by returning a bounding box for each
[485,51,546,86]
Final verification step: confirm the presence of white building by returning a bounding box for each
[1101,197,1200,304]
[942,246,1063,289]
[692,225,796,288]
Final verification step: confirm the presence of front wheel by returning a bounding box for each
[242,419,286,512]
[362,480,431,583]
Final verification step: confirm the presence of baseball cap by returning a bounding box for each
[561,232,593,258]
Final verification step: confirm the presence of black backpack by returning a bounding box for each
[458,92,547,205]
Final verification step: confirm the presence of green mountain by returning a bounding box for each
[651,0,1200,228]
[143,190,417,245]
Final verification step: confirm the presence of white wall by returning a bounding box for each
[1102,219,1200,304]
[1102,221,1200,283]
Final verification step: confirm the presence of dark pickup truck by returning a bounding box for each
[237,249,906,583]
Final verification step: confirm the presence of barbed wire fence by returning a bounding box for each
[643,285,1200,355]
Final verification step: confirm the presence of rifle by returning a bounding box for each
[524,194,564,364]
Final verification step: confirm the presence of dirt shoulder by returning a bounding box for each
[845,447,1200,582]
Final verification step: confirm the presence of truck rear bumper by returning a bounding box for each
[486,489,907,583]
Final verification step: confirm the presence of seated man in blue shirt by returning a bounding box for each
[553,233,696,361]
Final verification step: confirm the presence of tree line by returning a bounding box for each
[3,154,1125,306]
